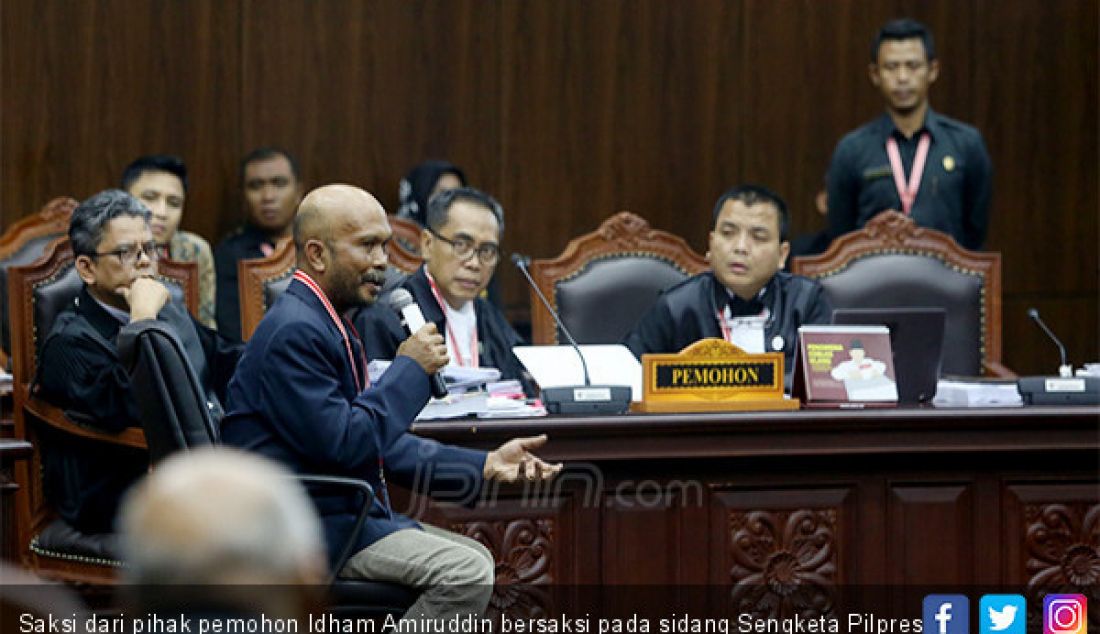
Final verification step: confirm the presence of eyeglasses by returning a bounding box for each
[427,227,500,265]
[93,240,159,266]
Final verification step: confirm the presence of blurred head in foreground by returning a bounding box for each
[118,447,326,615]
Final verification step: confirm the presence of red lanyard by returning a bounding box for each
[886,133,931,215]
[293,270,389,516]
[293,270,368,390]
[425,274,479,368]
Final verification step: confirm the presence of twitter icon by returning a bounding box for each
[981,594,1026,634]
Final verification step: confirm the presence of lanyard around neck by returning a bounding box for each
[885,132,931,215]
[424,273,479,368]
[293,270,367,391]
[715,305,768,344]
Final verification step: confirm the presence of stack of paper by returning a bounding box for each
[414,392,545,420]
[367,359,500,393]
[932,379,1023,408]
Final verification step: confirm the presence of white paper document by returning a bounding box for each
[512,344,642,402]
[415,392,546,420]
[932,379,1023,408]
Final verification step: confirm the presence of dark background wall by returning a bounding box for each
[2,0,1096,375]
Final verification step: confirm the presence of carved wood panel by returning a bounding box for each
[710,487,852,619]
[404,490,581,620]
[1004,483,1100,629]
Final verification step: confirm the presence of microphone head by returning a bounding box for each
[1027,308,1040,320]
[388,288,414,312]
[510,252,530,268]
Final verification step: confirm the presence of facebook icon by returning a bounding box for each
[924,595,971,634]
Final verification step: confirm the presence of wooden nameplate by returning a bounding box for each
[632,338,800,413]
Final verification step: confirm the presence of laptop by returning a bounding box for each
[831,307,946,403]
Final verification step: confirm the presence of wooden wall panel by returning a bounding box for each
[1,0,1095,374]
[0,0,241,243]
[887,484,975,585]
[601,488,682,584]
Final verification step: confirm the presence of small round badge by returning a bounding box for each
[943,155,956,172]
[771,335,785,351]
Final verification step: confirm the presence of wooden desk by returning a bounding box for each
[404,406,1099,608]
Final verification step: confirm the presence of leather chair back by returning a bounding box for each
[815,253,982,376]
[119,322,217,465]
[555,256,695,344]
[0,197,78,363]
[791,211,1009,377]
[529,212,709,344]
[238,241,297,341]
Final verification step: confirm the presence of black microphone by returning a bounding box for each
[1027,307,1071,377]
[388,288,449,399]
[512,253,592,385]
[511,253,631,414]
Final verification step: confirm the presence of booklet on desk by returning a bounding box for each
[792,325,898,408]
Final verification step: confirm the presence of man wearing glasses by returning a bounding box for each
[354,187,533,393]
[35,189,241,542]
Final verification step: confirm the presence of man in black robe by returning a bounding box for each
[354,187,532,394]
[36,190,241,536]
[624,184,832,388]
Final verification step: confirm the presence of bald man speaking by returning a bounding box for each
[222,185,560,622]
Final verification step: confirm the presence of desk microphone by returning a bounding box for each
[389,288,449,399]
[512,253,593,386]
[512,253,631,414]
[1017,307,1098,405]
[1027,308,1071,377]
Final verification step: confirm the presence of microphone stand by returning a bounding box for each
[512,254,632,415]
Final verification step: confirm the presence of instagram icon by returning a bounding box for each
[1045,594,1087,634]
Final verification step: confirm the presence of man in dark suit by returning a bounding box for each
[826,18,992,250]
[353,186,532,393]
[36,189,241,538]
[214,147,304,340]
[221,184,560,622]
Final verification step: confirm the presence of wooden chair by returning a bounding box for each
[6,237,197,583]
[238,240,297,341]
[0,197,78,369]
[791,211,1010,377]
[387,215,424,274]
[528,212,709,345]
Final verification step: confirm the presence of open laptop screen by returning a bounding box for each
[832,307,946,403]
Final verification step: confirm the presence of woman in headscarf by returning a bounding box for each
[396,160,467,227]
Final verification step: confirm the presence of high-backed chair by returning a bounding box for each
[0,197,78,369]
[238,240,297,341]
[528,212,709,345]
[387,215,424,274]
[118,315,417,614]
[791,211,1010,377]
[6,237,197,583]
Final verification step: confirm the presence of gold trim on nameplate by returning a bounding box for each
[634,338,800,412]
